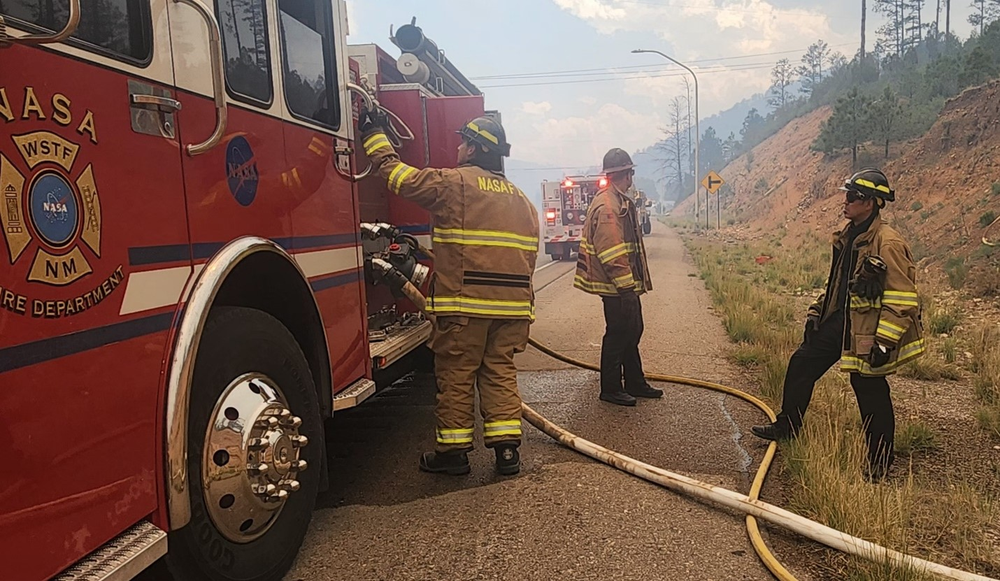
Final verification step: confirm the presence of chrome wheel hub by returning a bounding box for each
[203,373,308,543]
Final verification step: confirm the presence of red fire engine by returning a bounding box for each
[1,3,492,579]
[542,175,652,261]
[542,175,607,261]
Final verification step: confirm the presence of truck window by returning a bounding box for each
[277,0,339,129]
[216,0,272,104]
[0,0,151,63]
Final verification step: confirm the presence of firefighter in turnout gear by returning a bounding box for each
[751,169,925,482]
[575,148,661,407]
[359,108,538,476]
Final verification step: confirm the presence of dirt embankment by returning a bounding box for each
[680,79,1000,293]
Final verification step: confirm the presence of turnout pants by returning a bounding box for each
[431,316,529,453]
[777,310,895,470]
[600,295,646,394]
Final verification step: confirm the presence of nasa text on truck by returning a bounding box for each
[0,6,497,580]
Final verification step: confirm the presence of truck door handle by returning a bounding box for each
[131,94,183,112]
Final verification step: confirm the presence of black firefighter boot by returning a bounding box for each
[419,450,471,475]
[626,382,663,399]
[495,444,520,476]
[750,418,798,442]
[599,390,637,406]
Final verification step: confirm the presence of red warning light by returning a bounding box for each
[563,179,574,188]
[599,177,608,188]
[546,211,557,220]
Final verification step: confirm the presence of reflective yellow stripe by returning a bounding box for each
[387,164,407,190]
[433,228,538,252]
[850,296,882,309]
[613,273,636,288]
[878,319,906,334]
[574,275,644,295]
[840,338,926,375]
[435,228,537,244]
[484,420,522,437]
[598,243,628,262]
[364,134,391,155]
[574,275,618,294]
[436,427,474,445]
[364,133,387,148]
[428,296,535,318]
[882,291,919,307]
[484,429,522,437]
[467,121,499,145]
[485,420,522,427]
[391,165,418,194]
[855,178,891,194]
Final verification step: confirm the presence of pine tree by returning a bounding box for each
[740,108,765,145]
[960,45,998,85]
[813,87,874,168]
[874,0,905,55]
[796,40,831,95]
[870,86,902,158]
[768,59,795,110]
[969,0,1000,35]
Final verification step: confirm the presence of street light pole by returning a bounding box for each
[632,49,701,228]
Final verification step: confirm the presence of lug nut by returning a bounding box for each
[292,435,309,448]
[248,463,269,475]
[269,489,289,502]
[278,409,292,421]
[284,480,301,492]
[249,438,270,450]
[260,417,279,429]
[282,416,302,429]
[262,484,277,496]
[295,460,308,471]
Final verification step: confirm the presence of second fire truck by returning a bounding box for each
[542,175,651,261]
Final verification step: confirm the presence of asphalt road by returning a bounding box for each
[283,221,804,580]
[135,222,813,581]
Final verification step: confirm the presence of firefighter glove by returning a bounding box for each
[620,288,641,325]
[803,313,820,344]
[851,255,887,301]
[869,342,892,368]
[358,105,389,138]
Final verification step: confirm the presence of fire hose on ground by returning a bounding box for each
[379,272,996,581]
[354,90,993,578]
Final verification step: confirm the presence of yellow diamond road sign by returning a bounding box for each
[702,170,725,195]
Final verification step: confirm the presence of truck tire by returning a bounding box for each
[163,306,322,581]
[643,220,652,235]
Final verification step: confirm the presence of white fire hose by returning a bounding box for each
[385,275,996,581]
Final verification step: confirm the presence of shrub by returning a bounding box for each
[993,182,1000,197]
[911,201,924,211]
[895,421,939,455]
[929,305,962,334]
[980,210,997,228]
[944,257,968,289]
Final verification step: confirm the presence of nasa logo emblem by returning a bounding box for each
[226,136,259,207]
[1,128,103,287]
[30,172,79,248]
